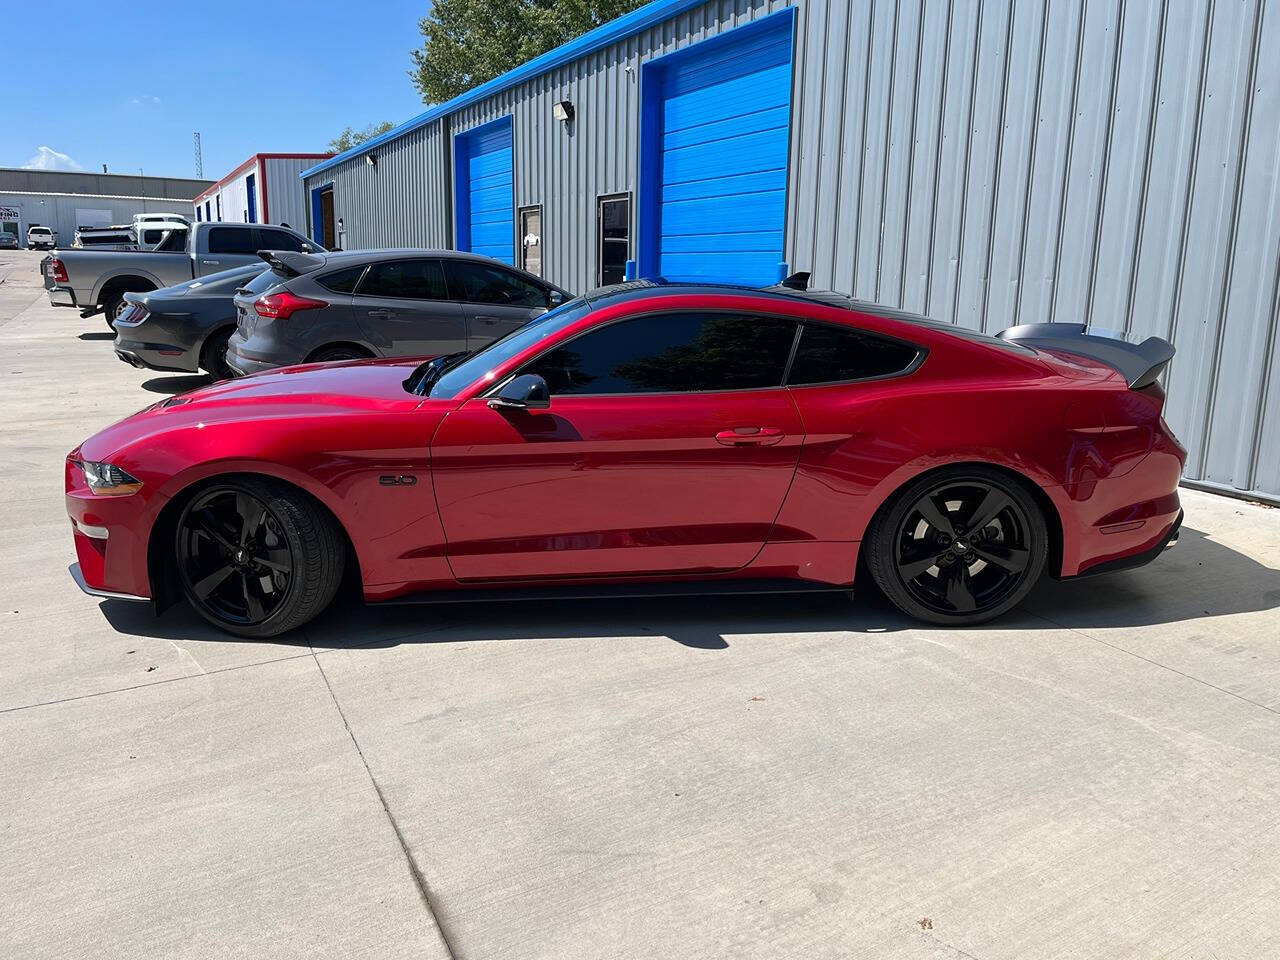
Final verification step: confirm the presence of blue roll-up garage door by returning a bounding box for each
[641,11,795,285]
[455,117,514,264]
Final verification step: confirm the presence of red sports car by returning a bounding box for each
[66,281,1185,637]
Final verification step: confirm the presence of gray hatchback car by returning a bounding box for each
[226,249,569,375]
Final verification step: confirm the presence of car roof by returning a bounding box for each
[307,248,568,292]
[578,278,1032,352]
[580,277,929,321]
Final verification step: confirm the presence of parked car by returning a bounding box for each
[43,221,322,326]
[113,263,270,380]
[66,279,1185,638]
[27,225,55,250]
[0,232,18,250]
[225,249,569,375]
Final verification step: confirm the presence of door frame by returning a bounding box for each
[310,182,334,247]
[596,192,632,286]
[518,204,544,277]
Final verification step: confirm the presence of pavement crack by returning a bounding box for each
[307,640,461,960]
[0,650,317,714]
[1029,612,1280,718]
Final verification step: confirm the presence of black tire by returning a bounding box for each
[865,467,1047,626]
[309,344,373,364]
[200,327,235,380]
[175,478,345,638]
[103,293,128,328]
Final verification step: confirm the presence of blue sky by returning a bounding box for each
[0,1,430,180]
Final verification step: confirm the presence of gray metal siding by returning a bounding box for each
[262,157,317,229]
[303,0,1280,502]
[304,122,451,250]
[788,0,1280,503]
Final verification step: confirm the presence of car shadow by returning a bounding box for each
[141,374,211,395]
[95,522,1278,648]
[78,331,115,341]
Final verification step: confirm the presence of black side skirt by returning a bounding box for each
[376,578,850,606]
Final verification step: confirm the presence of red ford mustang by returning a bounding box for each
[66,281,1186,637]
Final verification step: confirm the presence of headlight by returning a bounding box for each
[79,460,143,496]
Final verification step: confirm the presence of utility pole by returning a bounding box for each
[193,131,203,178]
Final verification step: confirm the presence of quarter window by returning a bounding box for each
[315,265,366,294]
[519,312,797,395]
[445,260,547,307]
[360,259,448,300]
[787,322,921,385]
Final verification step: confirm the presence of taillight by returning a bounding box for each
[49,258,68,283]
[253,290,326,320]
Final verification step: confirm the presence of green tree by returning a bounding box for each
[409,0,642,104]
[328,121,396,153]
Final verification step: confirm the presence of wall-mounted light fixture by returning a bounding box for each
[366,153,377,167]
[552,100,575,124]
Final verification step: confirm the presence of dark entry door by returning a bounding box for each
[320,189,335,249]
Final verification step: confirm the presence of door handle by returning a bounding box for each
[474,315,500,324]
[366,309,396,318]
[200,259,219,266]
[715,427,784,446]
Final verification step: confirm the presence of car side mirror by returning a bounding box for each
[547,289,564,308]
[488,373,550,411]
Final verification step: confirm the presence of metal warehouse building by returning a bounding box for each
[0,167,210,247]
[194,154,333,230]
[300,0,1280,504]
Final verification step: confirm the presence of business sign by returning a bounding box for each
[0,205,19,241]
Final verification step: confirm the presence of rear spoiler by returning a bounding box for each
[996,322,1174,389]
[257,249,325,278]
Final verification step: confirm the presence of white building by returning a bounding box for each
[193,154,332,230]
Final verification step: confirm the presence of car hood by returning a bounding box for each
[78,357,440,461]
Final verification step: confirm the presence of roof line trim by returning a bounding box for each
[299,0,715,180]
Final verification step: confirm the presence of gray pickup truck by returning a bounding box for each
[44,222,323,326]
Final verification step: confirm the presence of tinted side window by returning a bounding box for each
[445,260,546,307]
[316,265,366,294]
[207,227,257,255]
[520,312,797,395]
[360,259,447,300]
[257,228,306,252]
[787,322,921,385]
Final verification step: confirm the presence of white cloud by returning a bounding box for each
[22,146,82,171]
[129,95,162,106]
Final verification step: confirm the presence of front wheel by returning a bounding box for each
[864,468,1048,626]
[175,478,345,638]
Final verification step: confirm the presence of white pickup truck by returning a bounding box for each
[44,221,322,325]
[27,225,56,250]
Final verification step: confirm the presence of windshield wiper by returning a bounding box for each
[407,351,469,396]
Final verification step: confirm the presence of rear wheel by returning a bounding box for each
[175,478,345,638]
[865,468,1047,625]
[309,344,374,364]
[200,328,235,380]
[103,293,129,328]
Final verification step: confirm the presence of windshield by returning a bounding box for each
[427,297,593,399]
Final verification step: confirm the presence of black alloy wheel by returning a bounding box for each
[174,478,345,637]
[867,469,1047,625]
[177,486,295,627]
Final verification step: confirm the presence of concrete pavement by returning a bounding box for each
[2,249,1278,959]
